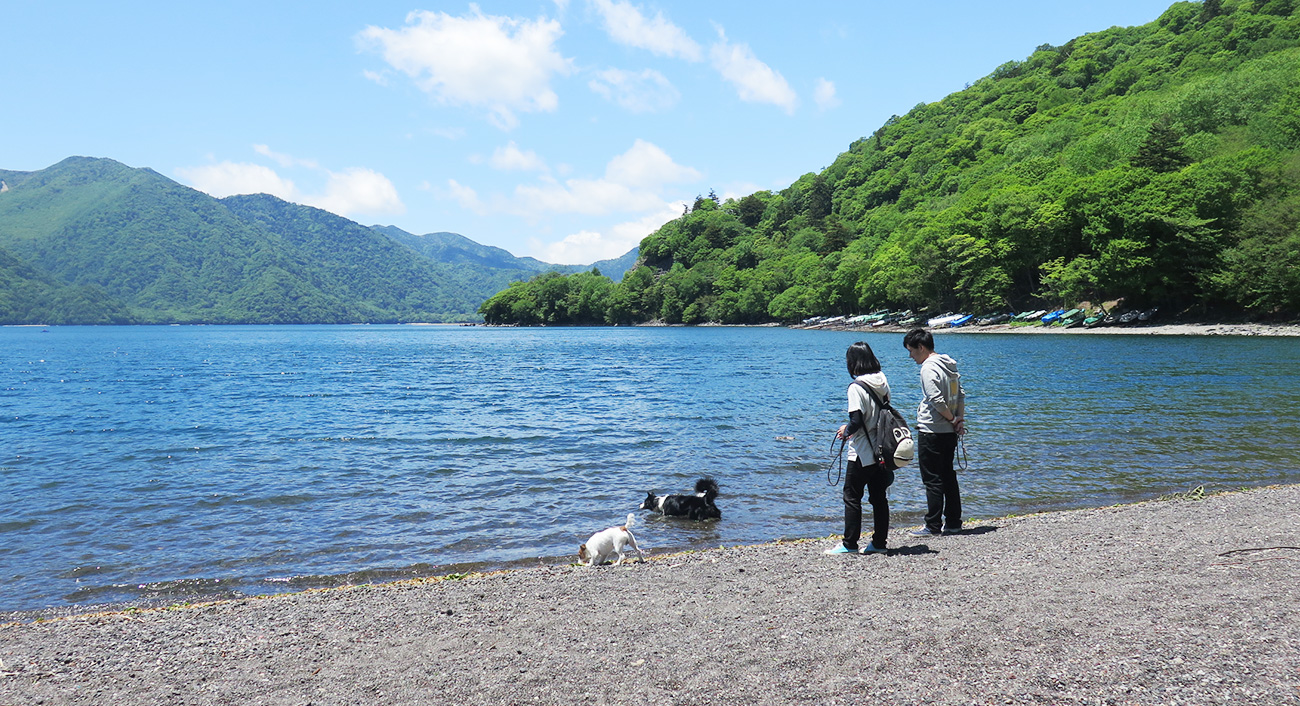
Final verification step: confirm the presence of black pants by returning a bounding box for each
[843,457,893,549]
[918,431,961,532]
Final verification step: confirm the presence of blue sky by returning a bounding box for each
[2,1,1180,264]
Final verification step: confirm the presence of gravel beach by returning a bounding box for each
[2,484,1297,705]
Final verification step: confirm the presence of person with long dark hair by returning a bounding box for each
[824,341,894,555]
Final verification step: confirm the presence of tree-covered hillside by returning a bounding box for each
[0,157,627,324]
[482,0,1300,325]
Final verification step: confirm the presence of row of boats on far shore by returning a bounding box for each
[798,307,1159,331]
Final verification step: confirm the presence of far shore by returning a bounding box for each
[798,320,1300,336]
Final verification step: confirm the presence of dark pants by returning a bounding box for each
[918,431,961,532]
[843,457,893,549]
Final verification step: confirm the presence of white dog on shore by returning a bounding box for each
[578,513,645,566]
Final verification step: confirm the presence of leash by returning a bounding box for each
[827,435,846,486]
[956,432,969,471]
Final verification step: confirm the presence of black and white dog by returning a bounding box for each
[640,478,721,521]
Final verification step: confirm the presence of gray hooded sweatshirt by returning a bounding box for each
[916,353,964,434]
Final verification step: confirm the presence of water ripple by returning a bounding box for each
[1,325,1298,612]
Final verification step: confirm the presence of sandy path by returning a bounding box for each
[2,485,1297,705]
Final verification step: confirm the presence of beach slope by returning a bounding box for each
[2,485,1297,705]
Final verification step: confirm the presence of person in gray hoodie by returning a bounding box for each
[824,341,894,555]
[902,328,966,537]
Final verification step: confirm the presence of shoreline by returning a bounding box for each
[3,483,1296,704]
[797,320,1300,336]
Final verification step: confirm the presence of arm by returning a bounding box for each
[922,365,964,431]
[837,409,865,440]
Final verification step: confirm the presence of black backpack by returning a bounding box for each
[853,380,916,471]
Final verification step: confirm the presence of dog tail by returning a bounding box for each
[695,478,719,501]
[623,512,636,529]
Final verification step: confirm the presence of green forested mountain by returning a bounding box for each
[372,225,638,285]
[482,0,1300,325]
[0,157,627,324]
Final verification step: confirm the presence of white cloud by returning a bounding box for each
[176,148,404,219]
[709,27,798,114]
[515,177,664,216]
[534,201,681,264]
[588,67,680,113]
[175,162,298,201]
[253,144,318,169]
[604,138,701,188]
[814,78,840,111]
[309,168,405,217]
[445,178,488,215]
[587,0,702,61]
[358,8,573,130]
[490,141,548,172]
[362,69,390,86]
[510,139,701,217]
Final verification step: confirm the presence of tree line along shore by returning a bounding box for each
[482,1,1300,328]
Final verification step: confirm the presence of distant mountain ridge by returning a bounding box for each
[372,225,638,279]
[0,157,637,324]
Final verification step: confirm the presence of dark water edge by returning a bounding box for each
[5,479,1292,626]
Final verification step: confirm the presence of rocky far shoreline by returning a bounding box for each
[2,484,1297,705]
[796,320,1300,337]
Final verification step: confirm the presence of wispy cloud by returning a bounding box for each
[176,147,404,218]
[253,144,318,169]
[814,78,840,111]
[587,0,702,61]
[534,201,683,264]
[710,26,797,114]
[444,178,488,214]
[510,138,701,216]
[489,141,548,172]
[358,7,573,130]
[175,162,297,201]
[589,67,680,113]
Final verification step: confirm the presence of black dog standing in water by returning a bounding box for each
[640,478,721,520]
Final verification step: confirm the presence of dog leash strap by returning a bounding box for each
[828,435,846,486]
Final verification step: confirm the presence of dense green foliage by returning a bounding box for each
[481,0,1300,325]
[0,158,630,324]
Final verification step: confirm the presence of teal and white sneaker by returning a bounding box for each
[822,543,856,554]
[859,543,887,554]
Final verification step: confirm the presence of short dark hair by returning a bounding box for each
[846,341,881,377]
[903,328,934,351]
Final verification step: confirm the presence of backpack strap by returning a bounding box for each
[852,379,893,410]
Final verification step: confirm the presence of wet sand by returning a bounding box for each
[2,484,1297,705]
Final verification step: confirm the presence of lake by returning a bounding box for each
[2,325,1298,613]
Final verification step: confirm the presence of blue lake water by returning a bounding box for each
[2,325,1298,613]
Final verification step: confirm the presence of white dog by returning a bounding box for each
[577,513,645,566]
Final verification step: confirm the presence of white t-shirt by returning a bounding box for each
[846,372,890,462]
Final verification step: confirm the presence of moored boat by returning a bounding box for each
[975,312,1011,325]
[927,312,961,327]
[1040,309,1066,325]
